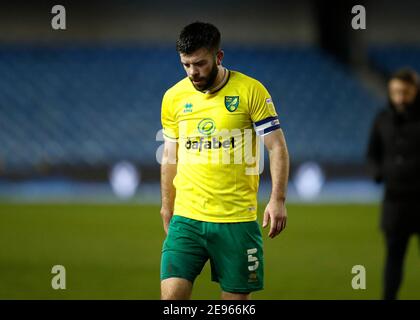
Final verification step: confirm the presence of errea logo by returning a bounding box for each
[183,103,193,113]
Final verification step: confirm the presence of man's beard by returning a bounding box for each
[190,63,219,91]
[393,100,416,113]
[391,92,419,113]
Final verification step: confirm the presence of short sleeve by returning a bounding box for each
[249,81,281,136]
[161,90,178,141]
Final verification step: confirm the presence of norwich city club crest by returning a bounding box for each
[224,96,239,112]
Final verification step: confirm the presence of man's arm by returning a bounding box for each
[160,140,178,234]
[262,129,289,238]
[366,114,383,183]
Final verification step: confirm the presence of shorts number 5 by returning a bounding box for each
[247,248,259,271]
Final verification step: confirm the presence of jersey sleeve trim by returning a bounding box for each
[253,116,281,136]
[162,131,178,142]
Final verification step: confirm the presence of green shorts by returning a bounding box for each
[160,215,264,293]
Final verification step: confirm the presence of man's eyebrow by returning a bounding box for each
[181,59,205,65]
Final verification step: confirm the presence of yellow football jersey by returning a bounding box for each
[161,69,280,223]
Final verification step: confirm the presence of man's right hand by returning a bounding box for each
[160,208,173,234]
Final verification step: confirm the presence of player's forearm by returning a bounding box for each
[267,133,289,202]
[160,162,177,212]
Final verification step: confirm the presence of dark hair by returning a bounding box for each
[390,68,420,87]
[176,22,221,54]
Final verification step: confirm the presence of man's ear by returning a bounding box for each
[216,50,224,65]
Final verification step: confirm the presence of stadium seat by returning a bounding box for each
[0,45,383,172]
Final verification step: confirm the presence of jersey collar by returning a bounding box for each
[202,68,230,95]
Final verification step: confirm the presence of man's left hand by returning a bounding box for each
[262,199,287,238]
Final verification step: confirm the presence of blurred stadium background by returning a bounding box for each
[0,0,419,299]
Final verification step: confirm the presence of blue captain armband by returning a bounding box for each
[253,116,281,136]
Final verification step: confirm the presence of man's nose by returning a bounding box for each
[189,66,199,77]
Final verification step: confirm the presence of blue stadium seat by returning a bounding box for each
[0,45,383,172]
[369,45,420,75]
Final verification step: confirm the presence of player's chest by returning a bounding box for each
[175,94,251,135]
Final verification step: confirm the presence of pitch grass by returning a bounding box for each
[0,203,419,300]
